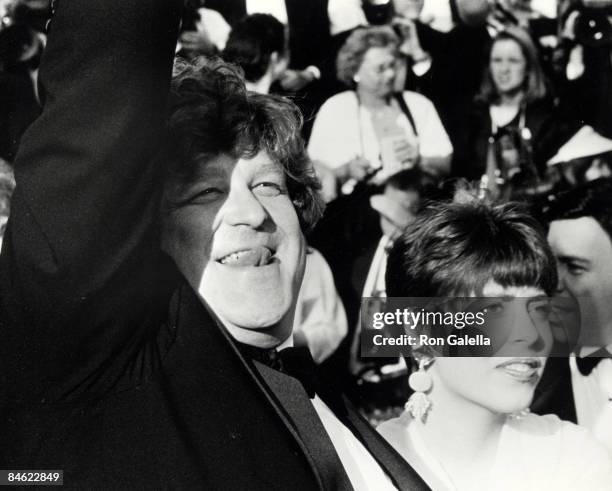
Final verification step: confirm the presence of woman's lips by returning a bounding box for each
[495,358,542,382]
[217,246,273,267]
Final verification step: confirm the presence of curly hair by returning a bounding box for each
[164,57,324,231]
[336,26,399,88]
[386,199,558,297]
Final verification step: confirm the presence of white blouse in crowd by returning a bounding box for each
[308,91,453,177]
[377,411,612,491]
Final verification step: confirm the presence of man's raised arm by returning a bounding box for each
[0,0,182,399]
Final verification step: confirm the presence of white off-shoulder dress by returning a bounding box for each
[377,412,612,491]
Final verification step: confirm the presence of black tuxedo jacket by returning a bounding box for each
[0,69,41,161]
[531,357,577,423]
[0,1,427,488]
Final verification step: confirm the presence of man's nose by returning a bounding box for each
[220,187,268,228]
[556,267,568,295]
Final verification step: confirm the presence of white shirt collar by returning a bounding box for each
[277,335,294,351]
[579,343,612,357]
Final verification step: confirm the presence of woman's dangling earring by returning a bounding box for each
[353,74,360,84]
[405,356,433,422]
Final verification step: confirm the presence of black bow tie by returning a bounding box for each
[576,349,611,376]
[236,343,318,398]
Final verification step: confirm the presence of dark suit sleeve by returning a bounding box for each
[0,0,182,400]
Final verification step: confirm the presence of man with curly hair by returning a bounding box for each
[0,1,427,489]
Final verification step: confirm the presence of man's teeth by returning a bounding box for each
[219,251,246,264]
[218,247,272,267]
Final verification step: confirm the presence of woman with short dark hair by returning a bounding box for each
[378,198,612,490]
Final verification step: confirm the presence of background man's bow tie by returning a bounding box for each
[236,343,318,398]
[576,349,611,376]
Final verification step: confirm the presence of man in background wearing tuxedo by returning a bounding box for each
[532,178,612,452]
[0,0,427,488]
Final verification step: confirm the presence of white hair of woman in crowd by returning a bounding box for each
[308,25,453,200]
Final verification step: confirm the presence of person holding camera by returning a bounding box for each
[555,0,612,139]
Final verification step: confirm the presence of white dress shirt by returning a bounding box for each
[362,235,390,300]
[277,337,397,490]
[570,345,612,453]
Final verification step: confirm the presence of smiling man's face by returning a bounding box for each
[548,216,612,348]
[161,151,306,348]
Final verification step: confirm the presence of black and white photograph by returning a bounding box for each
[0,0,611,489]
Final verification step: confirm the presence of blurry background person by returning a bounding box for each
[0,1,44,162]
[466,26,571,194]
[205,0,366,137]
[553,0,612,140]
[308,26,452,195]
[385,0,435,91]
[309,168,442,404]
[293,247,348,365]
[533,178,612,453]
[0,158,14,251]
[176,0,219,58]
[379,198,612,490]
[222,13,288,94]
[364,0,495,178]
[545,125,612,191]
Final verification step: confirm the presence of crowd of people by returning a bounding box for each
[1,0,611,489]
